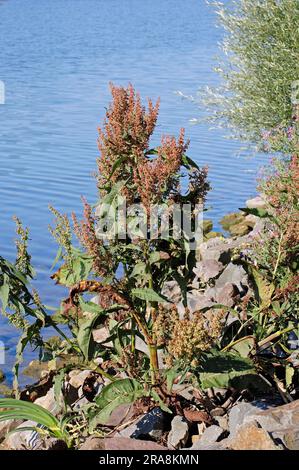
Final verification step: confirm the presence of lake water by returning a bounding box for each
[0,0,268,384]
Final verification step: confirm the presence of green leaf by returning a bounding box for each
[182,154,200,170]
[0,398,60,430]
[198,351,257,390]
[0,274,10,311]
[77,308,105,361]
[131,288,170,303]
[51,256,93,287]
[129,262,148,279]
[90,379,144,427]
[96,180,127,218]
[51,246,63,271]
[239,207,270,218]
[108,156,127,181]
[286,365,295,388]
[241,262,275,309]
[228,336,256,358]
[150,389,172,414]
[77,301,126,360]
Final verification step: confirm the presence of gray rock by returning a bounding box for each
[246,195,267,209]
[215,262,248,293]
[228,399,281,438]
[80,436,167,451]
[119,407,165,441]
[92,327,113,347]
[34,387,58,414]
[193,259,224,283]
[3,420,42,450]
[198,237,248,265]
[167,416,189,449]
[68,370,93,389]
[162,280,182,305]
[226,421,281,450]
[215,282,239,307]
[215,415,229,431]
[279,428,299,450]
[190,425,226,449]
[185,291,215,314]
[0,419,22,441]
[191,424,225,450]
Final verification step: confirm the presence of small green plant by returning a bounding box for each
[0,398,72,447]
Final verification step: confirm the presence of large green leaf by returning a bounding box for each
[51,255,93,287]
[244,263,275,309]
[0,274,10,311]
[131,288,170,303]
[198,351,257,390]
[239,207,270,218]
[90,379,145,427]
[77,301,127,360]
[77,304,106,360]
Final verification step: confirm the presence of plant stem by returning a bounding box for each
[148,343,159,385]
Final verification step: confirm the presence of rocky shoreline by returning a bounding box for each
[2,194,297,451]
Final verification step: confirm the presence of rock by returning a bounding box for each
[34,387,57,414]
[79,436,105,450]
[228,398,283,438]
[215,415,229,431]
[245,213,259,227]
[2,421,41,450]
[80,436,167,451]
[246,195,267,209]
[172,384,194,401]
[198,237,247,265]
[0,369,5,383]
[119,407,165,441]
[2,389,59,450]
[167,416,189,449]
[281,429,299,450]
[23,360,49,380]
[214,262,248,293]
[227,421,281,450]
[215,282,239,307]
[162,280,181,305]
[92,327,113,347]
[184,291,214,315]
[228,223,251,237]
[202,219,213,233]
[193,259,224,282]
[68,370,92,389]
[44,438,68,450]
[205,231,223,240]
[191,425,225,449]
[105,403,134,427]
[220,213,245,231]
[183,409,212,424]
[0,419,22,441]
[0,384,12,397]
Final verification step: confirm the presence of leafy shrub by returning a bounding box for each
[203,0,299,153]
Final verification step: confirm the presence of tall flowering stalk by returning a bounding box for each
[51,83,210,386]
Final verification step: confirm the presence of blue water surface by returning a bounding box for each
[0,0,268,384]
